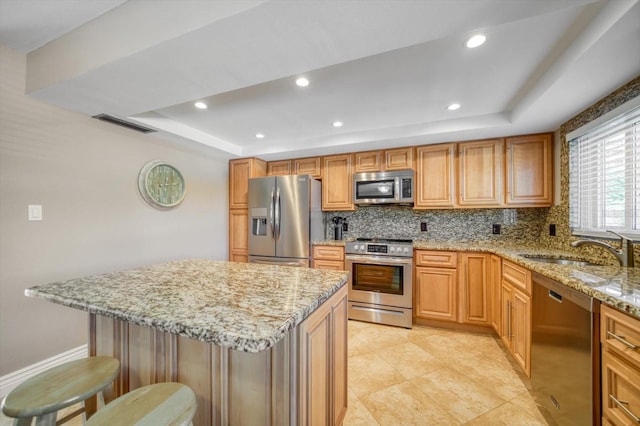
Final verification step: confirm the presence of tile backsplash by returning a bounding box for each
[326,206,547,243]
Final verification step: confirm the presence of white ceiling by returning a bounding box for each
[1,0,639,160]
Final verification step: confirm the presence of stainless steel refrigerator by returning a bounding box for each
[248,175,323,267]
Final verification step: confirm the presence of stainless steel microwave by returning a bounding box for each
[353,170,414,205]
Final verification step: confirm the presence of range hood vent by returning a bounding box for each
[92,114,156,134]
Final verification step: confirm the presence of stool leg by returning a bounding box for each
[34,411,56,426]
[13,418,33,426]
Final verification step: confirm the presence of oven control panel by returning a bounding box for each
[345,240,413,257]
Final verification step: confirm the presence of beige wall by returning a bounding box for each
[0,44,232,375]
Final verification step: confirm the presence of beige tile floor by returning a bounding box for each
[344,320,549,426]
[1,320,548,425]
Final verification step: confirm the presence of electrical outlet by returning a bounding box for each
[549,224,556,236]
[342,222,348,232]
[492,224,501,234]
[420,222,428,232]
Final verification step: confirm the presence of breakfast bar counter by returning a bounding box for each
[26,259,349,425]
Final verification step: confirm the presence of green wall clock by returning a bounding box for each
[138,160,186,209]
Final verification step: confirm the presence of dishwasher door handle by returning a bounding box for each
[548,290,563,303]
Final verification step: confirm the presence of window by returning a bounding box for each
[568,97,640,237]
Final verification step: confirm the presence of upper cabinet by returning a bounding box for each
[322,154,355,211]
[353,147,414,173]
[505,134,553,207]
[267,160,291,176]
[458,138,504,207]
[229,157,267,209]
[415,143,456,208]
[294,157,322,179]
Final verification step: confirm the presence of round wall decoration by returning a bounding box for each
[138,160,186,209]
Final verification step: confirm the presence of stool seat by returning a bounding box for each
[1,356,119,423]
[86,382,197,426]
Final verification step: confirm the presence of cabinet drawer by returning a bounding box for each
[415,250,457,268]
[502,260,531,294]
[602,350,640,426]
[313,260,345,271]
[313,246,345,261]
[602,304,640,370]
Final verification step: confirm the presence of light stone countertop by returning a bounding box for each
[25,259,349,353]
[315,239,640,319]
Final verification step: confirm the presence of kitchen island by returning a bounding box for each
[26,259,349,426]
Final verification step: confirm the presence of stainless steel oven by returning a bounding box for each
[345,239,413,328]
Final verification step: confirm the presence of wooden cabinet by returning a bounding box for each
[312,245,345,271]
[489,255,502,334]
[322,154,354,211]
[384,147,414,170]
[415,143,456,208]
[294,157,322,179]
[354,151,381,172]
[500,260,531,376]
[505,133,553,207]
[228,157,266,262]
[414,251,458,323]
[458,138,504,207]
[298,285,348,426]
[601,304,640,426]
[267,160,291,176]
[459,253,490,326]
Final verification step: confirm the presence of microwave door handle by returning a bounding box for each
[395,178,401,201]
[269,188,275,239]
[274,186,281,241]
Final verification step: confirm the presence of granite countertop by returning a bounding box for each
[25,259,349,353]
[314,239,640,318]
[412,240,640,319]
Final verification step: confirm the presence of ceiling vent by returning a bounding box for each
[92,114,156,134]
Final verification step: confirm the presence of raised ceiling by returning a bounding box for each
[1,0,639,160]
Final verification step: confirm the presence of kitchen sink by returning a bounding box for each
[519,254,597,266]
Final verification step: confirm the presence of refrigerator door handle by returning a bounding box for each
[269,188,275,239]
[274,186,281,241]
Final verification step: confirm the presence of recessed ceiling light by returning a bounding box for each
[447,103,461,111]
[255,133,265,139]
[466,34,486,48]
[332,121,343,128]
[295,77,309,87]
[194,101,207,109]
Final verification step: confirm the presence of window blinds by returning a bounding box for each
[569,103,640,235]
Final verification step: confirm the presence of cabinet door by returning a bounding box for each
[354,151,381,172]
[458,139,504,207]
[294,157,322,179]
[229,209,248,262]
[322,154,354,211]
[415,266,457,322]
[460,253,489,325]
[500,281,513,350]
[229,158,267,209]
[506,134,553,206]
[489,255,502,334]
[512,286,531,377]
[415,144,456,208]
[384,147,414,171]
[267,160,291,176]
[602,350,640,426]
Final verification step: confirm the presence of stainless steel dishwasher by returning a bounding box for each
[531,272,600,426]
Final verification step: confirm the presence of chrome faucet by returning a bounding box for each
[571,230,636,267]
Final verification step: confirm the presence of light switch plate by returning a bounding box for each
[28,205,42,221]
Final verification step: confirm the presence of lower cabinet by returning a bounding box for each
[489,255,502,334]
[459,253,490,325]
[229,209,248,262]
[298,285,348,426]
[415,251,458,322]
[601,304,640,425]
[500,260,532,376]
[312,245,345,270]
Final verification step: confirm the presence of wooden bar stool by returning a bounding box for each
[1,356,120,426]
[85,382,197,426]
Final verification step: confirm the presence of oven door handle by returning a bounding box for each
[345,255,413,266]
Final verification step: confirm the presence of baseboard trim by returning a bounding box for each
[0,345,88,398]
